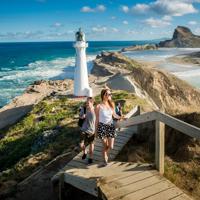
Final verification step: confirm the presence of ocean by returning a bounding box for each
[0,41,148,108]
[0,41,200,108]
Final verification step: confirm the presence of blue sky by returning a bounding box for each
[0,0,200,42]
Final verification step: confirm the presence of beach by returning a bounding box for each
[123,48,200,88]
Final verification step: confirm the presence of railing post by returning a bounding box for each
[155,120,165,175]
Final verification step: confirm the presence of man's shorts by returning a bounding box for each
[80,131,95,144]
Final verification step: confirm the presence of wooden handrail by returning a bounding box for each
[118,111,200,140]
[117,110,200,175]
[157,112,200,139]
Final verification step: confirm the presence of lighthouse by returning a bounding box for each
[73,28,92,97]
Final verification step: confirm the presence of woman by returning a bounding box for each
[95,89,122,166]
[80,97,96,164]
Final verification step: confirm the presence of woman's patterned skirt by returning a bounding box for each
[97,122,116,139]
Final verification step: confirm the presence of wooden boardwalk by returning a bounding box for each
[52,125,192,200]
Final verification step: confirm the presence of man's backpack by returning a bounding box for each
[78,106,86,127]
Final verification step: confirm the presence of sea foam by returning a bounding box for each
[0,55,95,107]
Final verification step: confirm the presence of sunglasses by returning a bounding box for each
[105,93,112,97]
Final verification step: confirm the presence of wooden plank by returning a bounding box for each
[67,159,97,169]
[155,120,165,175]
[74,153,103,162]
[144,187,183,200]
[102,174,164,200]
[116,133,132,140]
[93,149,118,157]
[108,170,158,187]
[64,173,97,196]
[95,137,126,145]
[118,180,173,200]
[171,194,192,200]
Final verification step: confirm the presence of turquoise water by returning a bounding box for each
[0,41,153,108]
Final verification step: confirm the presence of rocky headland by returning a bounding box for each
[159,26,200,48]
[121,44,157,52]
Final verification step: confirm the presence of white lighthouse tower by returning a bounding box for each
[73,28,92,97]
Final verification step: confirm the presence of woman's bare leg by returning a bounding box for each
[107,138,114,159]
[102,138,109,163]
[108,138,115,150]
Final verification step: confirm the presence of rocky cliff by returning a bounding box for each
[159,26,200,48]
[92,51,200,115]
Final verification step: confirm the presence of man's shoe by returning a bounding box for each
[88,158,93,164]
[82,153,87,160]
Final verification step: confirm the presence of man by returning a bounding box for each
[80,97,96,164]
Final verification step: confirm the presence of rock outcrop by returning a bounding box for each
[92,51,200,115]
[121,44,157,52]
[159,26,200,48]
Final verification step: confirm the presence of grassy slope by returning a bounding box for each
[0,90,149,198]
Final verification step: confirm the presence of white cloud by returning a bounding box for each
[81,6,95,13]
[188,20,197,25]
[151,0,198,16]
[81,5,106,13]
[123,20,129,25]
[112,28,119,32]
[92,26,107,32]
[51,22,63,28]
[128,0,198,16]
[0,29,75,41]
[96,5,106,12]
[144,17,171,28]
[0,31,44,40]
[132,4,150,13]
[120,5,129,13]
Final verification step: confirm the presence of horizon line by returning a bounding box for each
[0,38,167,44]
